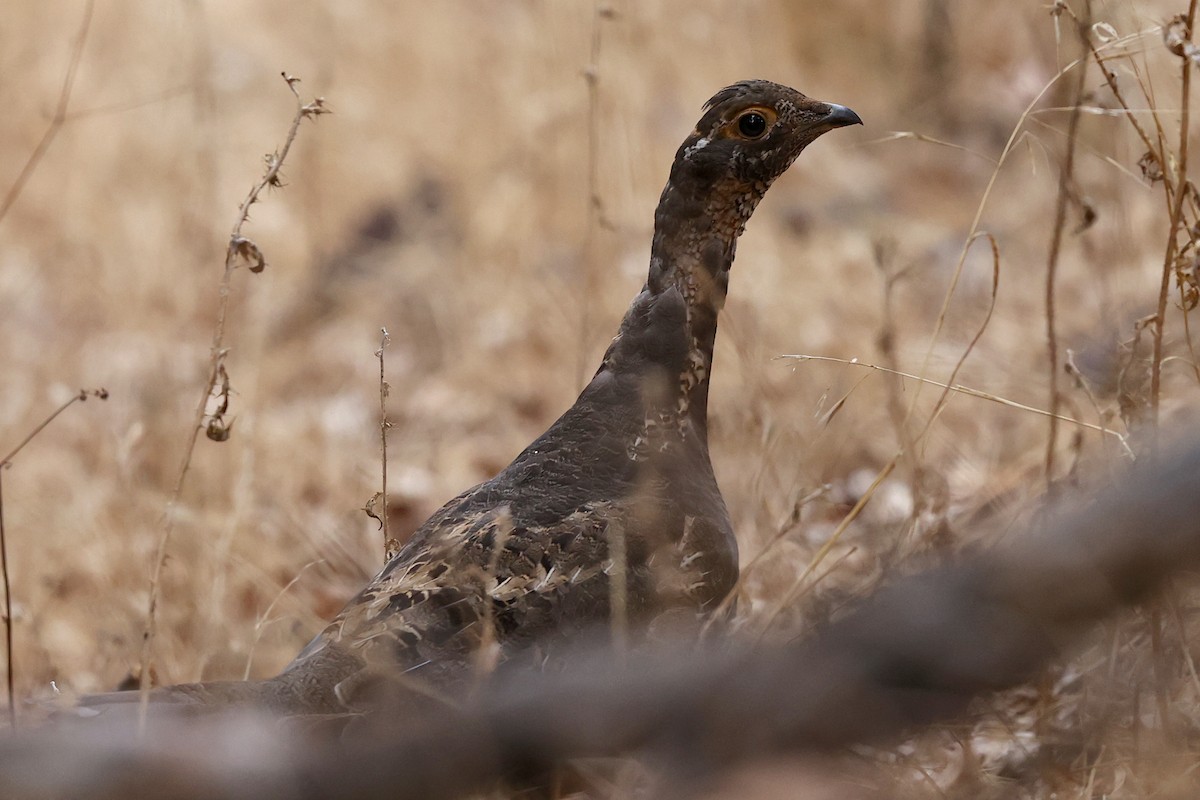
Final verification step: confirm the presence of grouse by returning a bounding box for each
[84,80,861,714]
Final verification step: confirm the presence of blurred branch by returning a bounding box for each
[18,439,1200,798]
[0,0,94,226]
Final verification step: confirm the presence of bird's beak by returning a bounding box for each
[822,103,863,128]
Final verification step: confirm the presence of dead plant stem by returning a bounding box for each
[378,328,393,561]
[904,60,1077,439]
[139,74,326,729]
[0,475,11,730]
[783,354,1125,445]
[1151,0,1198,424]
[0,388,108,728]
[1045,2,1091,480]
[576,0,611,392]
[0,0,94,226]
[1085,32,1166,184]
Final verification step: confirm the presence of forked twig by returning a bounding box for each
[0,388,109,728]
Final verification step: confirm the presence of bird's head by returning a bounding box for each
[674,79,861,192]
[648,80,860,312]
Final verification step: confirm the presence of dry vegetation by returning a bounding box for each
[3,0,1200,797]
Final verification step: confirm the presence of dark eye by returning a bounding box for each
[737,111,768,139]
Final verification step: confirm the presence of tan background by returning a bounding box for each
[2,1,1197,794]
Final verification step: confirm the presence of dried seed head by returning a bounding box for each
[1138,151,1164,184]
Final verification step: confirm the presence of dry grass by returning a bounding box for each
[3,0,1200,796]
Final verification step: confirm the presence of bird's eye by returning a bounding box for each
[736,111,768,139]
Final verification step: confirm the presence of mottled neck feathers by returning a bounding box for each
[613,80,862,430]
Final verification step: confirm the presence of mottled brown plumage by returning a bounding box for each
[82,80,860,716]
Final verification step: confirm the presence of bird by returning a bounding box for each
[81,80,861,716]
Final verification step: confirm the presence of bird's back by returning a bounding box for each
[273,286,736,711]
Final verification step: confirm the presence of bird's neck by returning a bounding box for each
[644,174,764,426]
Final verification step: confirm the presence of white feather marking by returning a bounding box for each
[683,137,710,158]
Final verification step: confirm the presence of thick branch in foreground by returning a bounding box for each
[11,439,1200,799]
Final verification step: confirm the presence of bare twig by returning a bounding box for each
[873,240,924,521]
[607,519,628,657]
[0,390,108,468]
[474,509,513,687]
[377,328,395,561]
[1148,1,1199,746]
[912,232,1002,450]
[0,0,94,226]
[1044,2,1091,482]
[1066,10,1189,431]
[15,439,1200,799]
[139,74,329,726]
[575,0,615,392]
[1083,24,1167,178]
[0,474,8,729]
[1152,3,1199,423]
[0,387,108,728]
[901,24,1166,446]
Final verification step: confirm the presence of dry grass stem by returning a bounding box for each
[1152,1,1200,423]
[7,4,1200,795]
[139,73,329,726]
[0,0,93,226]
[903,62,1079,430]
[756,458,898,639]
[1043,2,1091,482]
[377,327,395,561]
[242,560,322,681]
[576,0,615,392]
[701,485,828,635]
[0,476,8,729]
[0,388,108,728]
[783,354,1130,450]
[474,509,513,688]
[607,518,628,657]
[867,130,998,164]
[874,241,924,518]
